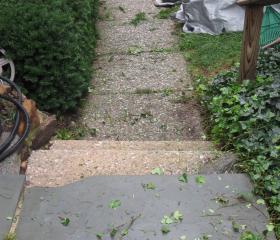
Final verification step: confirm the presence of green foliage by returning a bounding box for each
[197,48,280,238]
[130,12,147,26]
[156,5,179,19]
[179,32,242,76]
[55,125,96,140]
[0,0,99,112]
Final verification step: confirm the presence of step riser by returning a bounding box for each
[27,149,217,187]
[50,140,213,151]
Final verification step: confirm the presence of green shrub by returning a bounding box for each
[0,0,98,112]
[197,48,280,238]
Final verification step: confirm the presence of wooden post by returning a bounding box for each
[237,0,280,81]
[239,5,264,81]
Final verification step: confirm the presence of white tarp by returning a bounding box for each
[174,0,280,35]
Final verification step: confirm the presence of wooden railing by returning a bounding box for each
[237,0,280,81]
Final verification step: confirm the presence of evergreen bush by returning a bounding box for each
[0,0,98,112]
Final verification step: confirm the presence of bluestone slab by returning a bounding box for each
[0,175,25,239]
[17,175,275,240]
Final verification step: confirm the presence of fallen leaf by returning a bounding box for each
[195,176,206,185]
[178,173,188,183]
[109,200,121,209]
[161,225,170,234]
[151,167,164,175]
[161,215,173,225]
[59,217,70,226]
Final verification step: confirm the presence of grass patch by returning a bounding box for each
[156,6,179,19]
[55,125,97,140]
[179,32,242,76]
[135,88,157,95]
[130,12,147,26]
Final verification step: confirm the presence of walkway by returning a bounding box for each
[80,0,204,141]
[0,1,276,239]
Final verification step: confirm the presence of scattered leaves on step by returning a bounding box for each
[195,176,206,185]
[96,233,103,239]
[109,199,121,209]
[142,182,156,190]
[161,215,174,225]
[178,173,188,183]
[110,228,118,238]
[59,217,70,226]
[161,210,183,226]
[121,229,129,236]
[256,199,265,205]
[161,225,170,234]
[151,167,164,175]
[214,196,229,206]
[172,210,183,222]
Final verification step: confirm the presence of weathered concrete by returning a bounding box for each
[96,20,176,55]
[92,52,190,94]
[26,141,216,187]
[17,175,275,240]
[49,140,214,151]
[0,175,25,239]
[81,93,203,141]
[0,133,20,175]
[99,0,159,22]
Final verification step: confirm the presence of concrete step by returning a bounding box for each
[17,175,276,240]
[50,140,214,151]
[0,175,25,239]
[27,141,219,187]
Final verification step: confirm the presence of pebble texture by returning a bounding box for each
[26,140,217,187]
[80,0,204,141]
[17,175,276,240]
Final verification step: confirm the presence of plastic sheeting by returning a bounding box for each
[174,0,280,35]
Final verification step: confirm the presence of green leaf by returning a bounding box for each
[151,167,164,175]
[96,233,103,239]
[266,223,275,232]
[161,225,170,234]
[142,182,156,190]
[109,200,121,209]
[195,176,206,185]
[161,215,173,224]
[172,210,183,222]
[256,199,265,205]
[60,217,70,226]
[178,173,188,183]
[121,229,128,236]
[110,228,117,237]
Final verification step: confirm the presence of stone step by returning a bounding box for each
[50,140,214,151]
[16,175,276,240]
[0,175,25,239]
[27,141,218,187]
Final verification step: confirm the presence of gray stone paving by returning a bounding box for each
[0,175,25,239]
[17,175,276,240]
[0,133,20,175]
[80,0,203,140]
